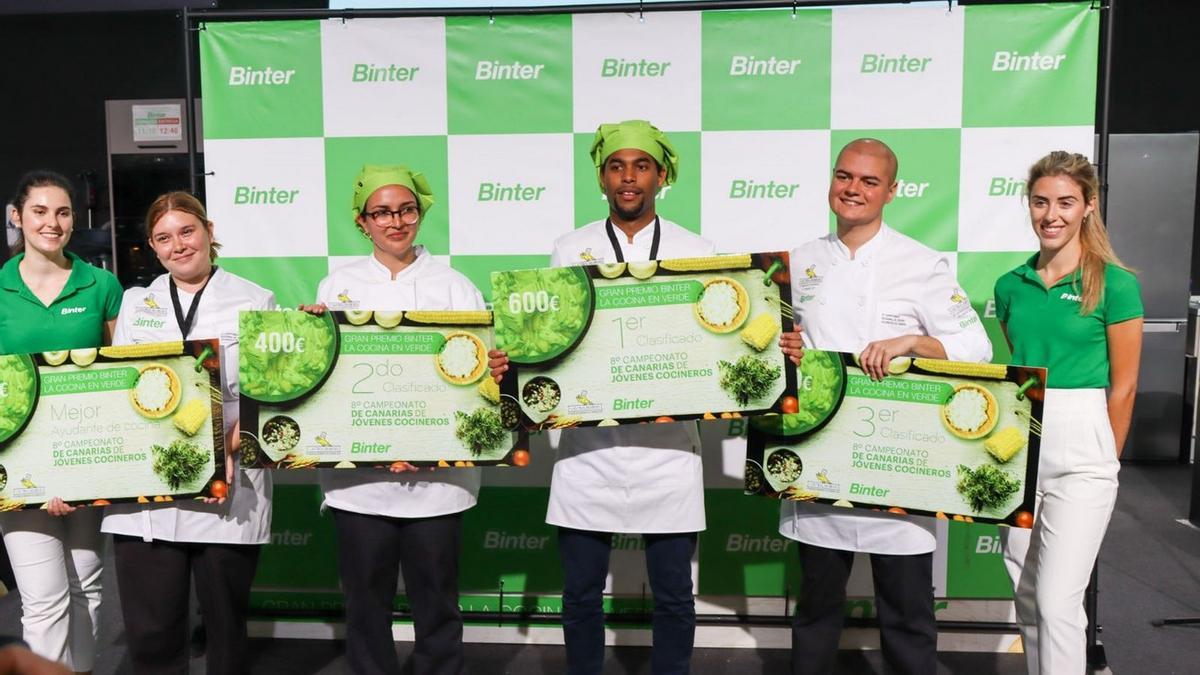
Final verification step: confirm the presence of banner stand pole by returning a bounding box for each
[1087,0,1116,669]
[183,6,198,196]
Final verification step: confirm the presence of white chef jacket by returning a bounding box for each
[545,218,716,533]
[315,247,484,518]
[102,267,275,545]
[779,224,992,554]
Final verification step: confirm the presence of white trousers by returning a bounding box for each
[0,507,105,671]
[1002,388,1119,675]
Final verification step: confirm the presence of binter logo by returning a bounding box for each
[475,60,545,80]
[352,63,419,82]
[1060,292,1082,303]
[478,182,546,202]
[483,530,550,550]
[601,58,671,78]
[726,533,790,553]
[234,186,299,205]
[893,179,930,199]
[228,66,296,86]
[988,177,1026,197]
[728,55,802,76]
[861,53,933,74]
[992,51,1066,72]
[729,179,799,200]
[59,306,86,315]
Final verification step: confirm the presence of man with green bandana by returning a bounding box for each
[491,120,713,674]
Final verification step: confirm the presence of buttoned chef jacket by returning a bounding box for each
[546,218,715,533]
[780,225,992,554]
[102,268,275,544]
[316,248,485,518]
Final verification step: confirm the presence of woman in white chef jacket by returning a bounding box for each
[779,139,992,675]
[490,121,714,675]
[302,165,483,675]
[101,191,275,675]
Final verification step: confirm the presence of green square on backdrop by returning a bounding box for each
[701,9,831,131]
[830,129,961,252]
[452,254,552,304]
[572,132,702,235]
[962,3,1098,127]
[955,250,1034,364]
[697,490,800,596]
[219,256,329,309]
[199,20,324,139]
[324,136,450,257]
[446,15,573,134]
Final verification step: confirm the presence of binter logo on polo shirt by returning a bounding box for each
[60,306,86,315]
[1060,292,1082,303]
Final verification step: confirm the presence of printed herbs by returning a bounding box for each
[454,408,508,457]
[152,439,209,490]
[718,354,781,406]
[956,463,1021,513]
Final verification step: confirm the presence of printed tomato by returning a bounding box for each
[780,396,800,414]
[655,416,675,423]
[887,506,907,515]
[511,449,531,467]
[209,480,229,499]
[1015,511,1034,529]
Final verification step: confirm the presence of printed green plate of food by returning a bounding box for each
[492,267,594,366]
[239,311,339,403]
[0,354,39,444]
[751,350,847,437]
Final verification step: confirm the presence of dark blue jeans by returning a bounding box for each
[558,527,698,675]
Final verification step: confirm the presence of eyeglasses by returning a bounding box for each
[363,206,420,226]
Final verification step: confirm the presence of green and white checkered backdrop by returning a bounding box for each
[200,2,1098,622]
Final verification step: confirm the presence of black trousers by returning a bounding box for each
[791,543,937,675]
[113,536,261,675]
[558,528,697,675]
[331,508,464,675]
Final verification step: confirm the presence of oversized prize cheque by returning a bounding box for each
[745,354,1045,526]
[492,252,798,429]
[238,309,525,469]
[0,341,226,510]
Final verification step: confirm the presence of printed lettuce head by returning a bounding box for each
[239,311,338,403]
[491,267,593,365]
[0,355,38,444]
[752,350,845,437]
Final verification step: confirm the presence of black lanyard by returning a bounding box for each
[169,267,217,340]
[605,216,661,263]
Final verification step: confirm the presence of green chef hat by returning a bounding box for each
[589,120,678,190]
[350,164,435,219]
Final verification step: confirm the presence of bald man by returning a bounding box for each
[778,139,991,674]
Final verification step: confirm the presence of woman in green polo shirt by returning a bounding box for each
[994,151,1142,675]
[0,170,122,674]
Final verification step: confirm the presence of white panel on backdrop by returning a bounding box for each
[831,5,964,130]
[700,130,831,254]
[957,126,1093,252]
[320,18,448,137]
[571,12,702,132]
[205,137,328,257]
[448,133,574,255]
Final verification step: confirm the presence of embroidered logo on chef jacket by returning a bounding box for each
[795,264,822,295]
[947,288,980,326]
[131,291,170,329]
[327,289,360,311]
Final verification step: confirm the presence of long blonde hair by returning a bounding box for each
[1026,151,1129,315]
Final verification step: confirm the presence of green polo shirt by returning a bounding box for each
[994,255,1142,389]
[0,252,123,355]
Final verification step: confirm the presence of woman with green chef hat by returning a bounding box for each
[302,165,485,675]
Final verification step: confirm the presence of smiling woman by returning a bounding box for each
[0,169,123,672]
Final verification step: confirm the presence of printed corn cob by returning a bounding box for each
[984,427,1026,463]
[477,377,501,404]
[740,313,780,351]
[172,399,210,436]
[404,311,492,325]
[99,341,185,359]
[660,254,753,272]
[912,358,1008,379]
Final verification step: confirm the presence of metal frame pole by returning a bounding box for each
[182,6,198,195]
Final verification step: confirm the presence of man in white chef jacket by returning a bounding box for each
[778,139,991,674]
[491,120,713,675]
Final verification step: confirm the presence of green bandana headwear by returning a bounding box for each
[350,164,435,220]
[589,120,678,190]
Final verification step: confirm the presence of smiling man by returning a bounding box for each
[778,138,991,675]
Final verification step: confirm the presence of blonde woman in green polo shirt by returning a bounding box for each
[0,170,122,674]
[994,151,1143,675]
